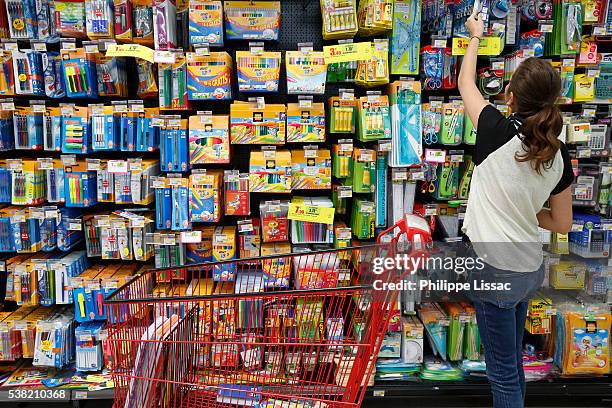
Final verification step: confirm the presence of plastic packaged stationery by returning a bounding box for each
[188,0,223,46]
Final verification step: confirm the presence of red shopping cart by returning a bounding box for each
[104,215,431,408]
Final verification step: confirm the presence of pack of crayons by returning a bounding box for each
[190,170,222,223]
[332,140,353,178]
[249,149,292,193]
[94,46,128,97]
[136,58,158,98]
[186,50,232,100]
[357,94,391,141]
[153,176,191,230]
[224,171,249,216]
[329,94,357,133]
[230,101,286,144]
[10,160,46,205]
[188,0,223,46]
[54,0,88,38]
[132,0,154,45]
[236,49,281,93]
[0,51,15,96]
[290,197,334,244]
[160,117,189,172]
[89,105,117,151]
[64,160,98,207]
[224,1,280,40]
[60,47,98,99]
[13,106,44,150]
[5,0,37,39]
[320,0,358,39]
[153,0,177,50]
[12,49,44,96]
[189,113,230,164]
[42,51,66,98]
[39,158,65,203]
[158,53,189,110]
[286,49,327,94]
[84,0,113,38]
[61,106,91,154]
[286,102,326,143]
[260,200,289,243]
[355,39,389,87]
[291,147,332,190]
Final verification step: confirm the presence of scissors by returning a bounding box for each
[420,163,438,193]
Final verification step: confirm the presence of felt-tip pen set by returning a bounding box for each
[61,47,98,99]
[224,1,280,41]
[186,51,232,100]
[188,0,223,46]
[236,50,281,93]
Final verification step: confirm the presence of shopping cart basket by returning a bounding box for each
[104,216,431,408]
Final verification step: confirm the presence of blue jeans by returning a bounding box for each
[470,263,545,408]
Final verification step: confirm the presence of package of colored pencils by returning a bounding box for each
[188,113,230,164]
[291,147,332,190]
[224,171,249,216]
[53,0,88,38]
[158,53,189,110]
[60,47,98,99]
[188,0,223,46]
[230,101,286,144]
[236,49,281,93]
[286,102,326,143]
[224,1,280,40]
[186,50,232,100]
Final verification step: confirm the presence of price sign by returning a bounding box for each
[288,203,335,225]
[452,36,502,56]
[323,42,372,63]
[108,160,128,174]
[107,44,155,62]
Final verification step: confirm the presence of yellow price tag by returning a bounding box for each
[106,44,155,63]
[451,37,502,56]
[324,42,372,63]
[288,203,335,225]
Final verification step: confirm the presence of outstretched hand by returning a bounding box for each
[466,12,484,38]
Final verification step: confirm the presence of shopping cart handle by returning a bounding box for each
[377,213,433,251]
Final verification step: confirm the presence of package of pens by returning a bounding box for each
[84,0,113,38]
[33,310,76,368]
[224,1,280,40]
[113,0,132,40]
[158,53,189,110]
[94,44,127,97]
[351,148,376,193]
[41,51,66,98]
[320,0,358,39]
[61,47,98,99]
[0,51,15,96]
[0,165,12,202]
[355,39,390,87]
[286,47,327,94]
[230,101,286,144]
[137,107,160,152]
[94,160,115,202]
[83,215,101,256]
[10,160,45,205]
[248,149,292,193]
[38,158,65,203]
[36,0,59,41]
[57,208,84,251]
[188,0,223,46]
[153,0,177,50]
[12,49,44,96]
[291,147,332,190]
[90,105,117,151]
[286,101,325,143]
[75,321,105,371]
[190,170,222,223]
[236,48,281,92]
[0,104,14,151]
[153,176,191,230]
[136,58,158,98]
[97,217,125,259]
[11,208,42,253]
[54,0,87,38]
[13,105,43,150]
[224,171,249,216]
[357,93,391,141]
[5,0,37,39]
[132,0,154,45]
[112,102,131,151]
[260,200,289,243]
[0,209,16,252]
[64,160,98,207]
[186,49,232,100]
[329,93,357,133]
[160,117,189,172]
[41,107,61,151]
[290,197,334,244]
[153,234,186,268]
[61,106,91,154]
[115,159,159,205]
[38,207,58,251]
[188,113,230,164]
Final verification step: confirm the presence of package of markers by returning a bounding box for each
[224,1,280,40]
[0,51,15,96]
[230,101,286,144]
[188,0,223,46]
[236,50,281,92]
[61,106,91,154]
[260,200,289,243]
[158,53,189,110]
[286,102,325,143]
[291,147,332,190]
[95,50,128,98]
[89,105,117,151]
[224,170,249,216]
[113,0,133,41]
[42,51,66,98]
[320,0,358,39]
[132,0,154,45]
[290,197,334,244]
[136,58,158,98]
[153,0,177,50]
[5,0,37,39]
[190,170,222,223]
[188,114,230,164]
[60,48,98,99]
[249,150,292,193]
[286,50,327,94]
[54,0,88,38]
[84,0,114,38]
[328,94,357,133]
[186,51,232,100]
[13,106,44,150]
[64,163,97,208]
[160,117,189,172]
[357,94,391,141]
[12,49,44,96]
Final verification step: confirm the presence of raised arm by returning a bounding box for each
[458,12,488,127]
[536,187,573,234]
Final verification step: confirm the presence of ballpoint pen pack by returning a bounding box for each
[94,49,128,98]
[320,0,358,39]
[224,171,249,216]
[249,149,292,193]
[224,1,280,40]
[188,0,223,46]
[42,51,66,98]
[57,208,84,251]
[60,47,98,99]
[236,49,281,93]
[12,49,44,96]
[131,0,154,45]
[0,164,12,202]
[286,49,327,95]
[9,208,42,253]
[230,101,286,144]
[186,51,232,100]
[38,207,58,252]
[160,117,189,172]
[153,0,177,50]
[389,80,422,167]
[260,200,289,243]
[351,198,375,239]
[158,53,189,110]
[54,0,87,38]
[61,106,90,154]
[136,58,158,98]
[5,0,37,39]
[286,102,326,143]
[440,101,465,146]
[13,105,43,150]
[189,113,230,164]
[0,106,14,151]
[391,0,421,75]
[355,39,389,87]
[84,0,114,38]
[351,148,376,193]
[40,158,65,203]
[41,107,62,151]
[0,51,15,96]
[11,160,46,205]
[116,159,159,205]
[291,147,332,190]
[64,160,97,207]
[113,0,133,41]
[357,94,391,141]
[89,105,116,151]
[329,94,357,133]
[190,170,222,223]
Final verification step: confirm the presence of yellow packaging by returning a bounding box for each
[260,242,291,288]
[248,150,292,193]
[230,101,286,144]
[286,102,326,142]
[291,148,332,190]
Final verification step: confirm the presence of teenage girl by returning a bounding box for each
[458,11,574,408]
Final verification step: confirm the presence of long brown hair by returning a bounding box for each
[507,57,562,174]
